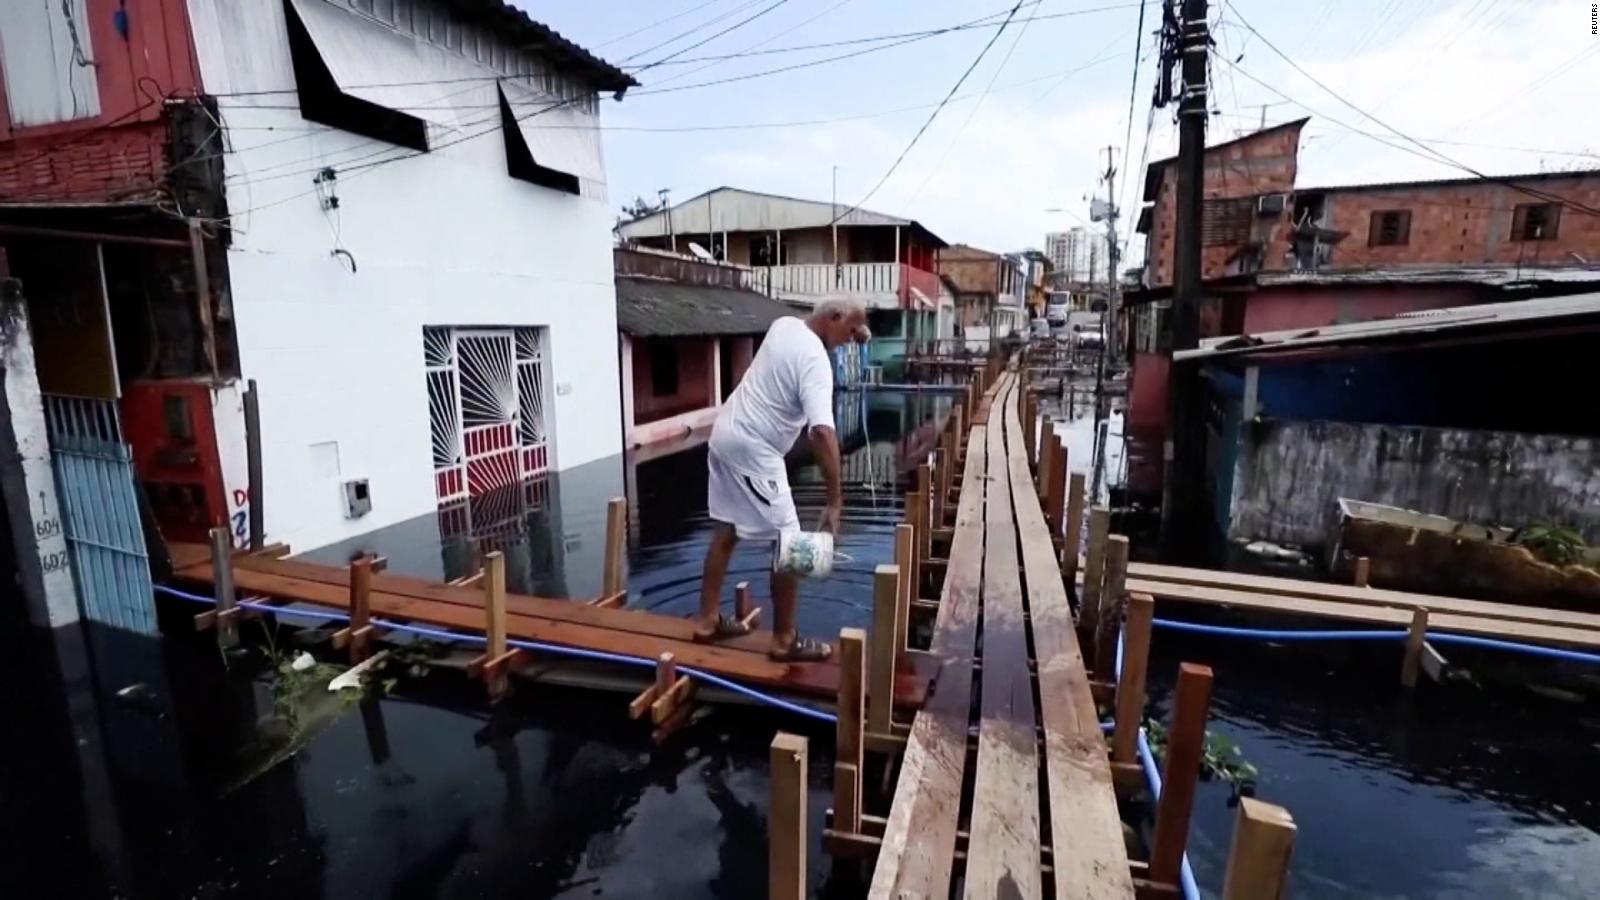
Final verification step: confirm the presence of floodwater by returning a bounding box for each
[4,390,1599,898]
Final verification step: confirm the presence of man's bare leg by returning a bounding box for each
[692,522,740,639]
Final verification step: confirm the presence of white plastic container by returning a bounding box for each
[773,530,844,578]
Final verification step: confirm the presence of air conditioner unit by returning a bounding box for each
[1256,193,1287,216]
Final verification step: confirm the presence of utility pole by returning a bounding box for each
[1089,146,1120,503]
[658,188,676,254]
[1159,0,1208,559]
[831,165,840,289]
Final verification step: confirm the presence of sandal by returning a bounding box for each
[692,613,754,644]
[770,636,834,662]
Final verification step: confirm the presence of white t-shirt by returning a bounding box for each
[709,316,835,477]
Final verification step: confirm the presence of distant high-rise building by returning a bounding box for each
[1045,227,1094,282]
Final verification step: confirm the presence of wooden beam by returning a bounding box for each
[834,627,866,835]
[335,556,376,662]
[1095,535,1131,683]
[894,524,913,654]
[483,552,510,699]
[1062,472,1086,576]
[1421,641,1448,682]
[769,732,808,900]
[1150,663,1215,886]
[916,463,933,576]
[1078,507,1111,651]
[1036,415,1055,500]
[1113,592,1155,765]
[1221,798,1296,900]
[1402,607,1429,688]
[735,581,762,629]
[602,496,627,599]
[1045,435,1067,536]
[209,527,239,649]
[868,563,902,736]
[651,674,695,724]
[1352,556,1370,588]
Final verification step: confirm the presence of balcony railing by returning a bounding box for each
[755,262,945,309]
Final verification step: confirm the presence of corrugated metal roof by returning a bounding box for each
[1176,291,1600,362]
[616,187,948,246]
[444,0,635,92]
[616,276,796,337]
[1253,265,1600,288]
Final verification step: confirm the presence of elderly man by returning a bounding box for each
[692,300,869,661]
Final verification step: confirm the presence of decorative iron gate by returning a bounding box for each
[424,326,551,504]
[41,395,156,634]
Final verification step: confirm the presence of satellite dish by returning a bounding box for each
[687,241,714,261]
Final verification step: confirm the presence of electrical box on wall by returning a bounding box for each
[343,478,371,518]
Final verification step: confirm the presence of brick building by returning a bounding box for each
[937,244,1027,335]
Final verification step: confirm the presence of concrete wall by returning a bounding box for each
[1230,419,1600,548]
[188,0,622,551]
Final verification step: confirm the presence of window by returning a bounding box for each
[284,0,429,151]
[1368,210,1412,247]
[1201,198,1254,246]
[650,341,681,397]
[1511,203,1561,241]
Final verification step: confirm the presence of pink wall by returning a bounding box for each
[1241,284,1480,334]
[1125,352,1170,495]
[631,337,715,424]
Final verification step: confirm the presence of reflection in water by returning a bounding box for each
[5,390,1599,898]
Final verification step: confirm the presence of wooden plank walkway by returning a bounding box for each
[870,370,1133,900]
[167,545,938,706]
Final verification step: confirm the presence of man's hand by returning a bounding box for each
[818,502,842,536]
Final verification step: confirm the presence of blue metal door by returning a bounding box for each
[42,395,156,634]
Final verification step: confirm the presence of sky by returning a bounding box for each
[520,0,1600,259]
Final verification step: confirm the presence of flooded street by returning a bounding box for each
[4,389,1599,898]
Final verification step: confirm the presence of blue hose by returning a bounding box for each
[154,584,838,724]
[1154,618,1408,641]
[1138,727,1203,900]
[1425,632,1600,666]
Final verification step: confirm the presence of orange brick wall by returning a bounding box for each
[1143,121,1304,286]
[1304,176,1600,268]
[0,123,169,202]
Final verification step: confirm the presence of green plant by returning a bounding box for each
[1517,522,1589,567]
[1143,719,1259,796]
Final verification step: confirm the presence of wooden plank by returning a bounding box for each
[1079,508,1111,650]
[1150,664,1214,886]
[1126,578,1600,650]
[1221,799,1296,900]
[1095,536,1131,682]
[1113,593,1155,767]
[209,527,239,649]
[1002,380,1136,900]
[1063,473,1087,577]
[1123,561,1600,634]
[770,732,808,900]
[1351,556,1370,588]
[1402,607,1428,688]
[1045,435,1067,536]
[964,375,1041,900]
[484,552,509,698]
[868,564,902,736]
[835,627,866,835]
[869,407,990,900]
[895,524,914,654]
[602,496,627,598]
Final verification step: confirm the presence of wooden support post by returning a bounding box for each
[1402,607,1429,688]
[915,463,932,572]
[602,496,626,599]
[1221,798,1296,900]
[1062,473,1087,575]
[834,627,866,835]
[769,732,808,900]
[932,446,948,532]
[1045,435,1068,536]
[1023,391,1037,464]
[484,551,509,699]
[1352,556,1371,588]
[1150,663,1215,886]
[867,564,901,736]
[1036,415,1055,499]
[243,379,264,552]
[1094,535,1131,682]
[1113,592,1155,765]
[1078,507,1111,651]
[735,581,762,629]
[209,527,239,648]
[337,556,375,662]
[893,524,913,652]
[656,651,676,697]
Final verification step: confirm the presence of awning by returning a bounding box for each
[498,80,604,185]
[287,0,476,131]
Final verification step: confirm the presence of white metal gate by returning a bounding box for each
[424,326,550,504]
[41,394,156,634]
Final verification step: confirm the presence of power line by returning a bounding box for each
[1222,8,1600,217]
[645,0,855,89]
[592,0,726,50]
[830,0,1028,226]
[629,0,793,76]
[1117,0,1150,214]
[617,0,770,62]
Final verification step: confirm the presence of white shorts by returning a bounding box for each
[707,449,800,541]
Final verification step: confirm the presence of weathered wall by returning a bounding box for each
[1230,419,1600,548]
[630,336,713,424]
[1239,283,1479,334]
